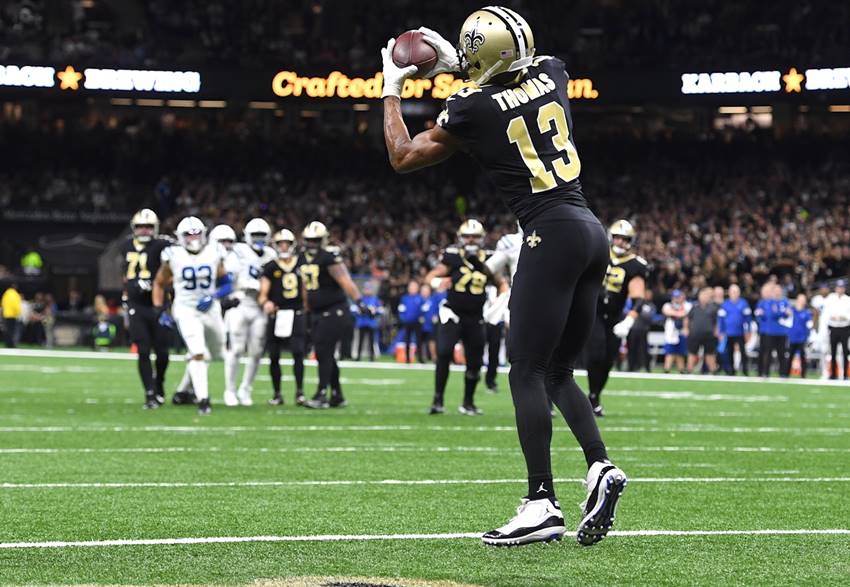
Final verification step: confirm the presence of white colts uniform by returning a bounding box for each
[485,232,522,325]
[224,242,277,400]
[163,243,226,360]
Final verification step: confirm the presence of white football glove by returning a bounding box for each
[381,38,418,98]
[612,315,635,338]
[417,27,460,76]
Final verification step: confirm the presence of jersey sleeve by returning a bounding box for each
[323,247,343,266]
[486,249,509,275]
[160,245,174,265]
[436,88,482,142]
[438,248,461,267]
[261,261,276,279]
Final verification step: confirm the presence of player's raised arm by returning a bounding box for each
[152,262,172,308]
[381,38,460,173]
[424,262,450,289]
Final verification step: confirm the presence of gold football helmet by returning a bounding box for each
[130,208,159,243]
[458,218,486,255]
[273,228,297,258]
[458,6,535,85]
[302,221,328,252]
[608,220,636,255]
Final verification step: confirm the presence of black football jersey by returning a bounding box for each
[298,247,346,312]
[262,258,303,311]
[437,56,586,227]
[121,238,170,306]
[598,252,649,325]
[441,247,495,316]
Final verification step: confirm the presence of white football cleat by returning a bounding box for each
[223,390,239,407]
[237,387,253,406]
[576,460,627,546]
[482,498,566,547]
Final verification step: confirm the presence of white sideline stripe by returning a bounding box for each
[1,348,845,387]
[2,424,850,434]
[4,477,850,489]
[3,445,850,455]
[2,529,849,549]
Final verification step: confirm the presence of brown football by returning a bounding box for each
[392,30,438,76]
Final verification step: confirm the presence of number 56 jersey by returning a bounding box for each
[437,56,586,227]
[161,243,224,309]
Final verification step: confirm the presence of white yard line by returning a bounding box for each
[1,529,849,549]
[1,348,846,387]
[1,445,849,455]
[2,424,849,434]
[3,477,850,490]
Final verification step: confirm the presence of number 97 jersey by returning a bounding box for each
[161,243,223,309]
[437,55,587,227]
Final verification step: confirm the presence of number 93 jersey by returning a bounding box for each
[161,243,223,309]
[598,252,649,325]
[437,56,586,227]
[441,247,496,316]
[231,242,278,302]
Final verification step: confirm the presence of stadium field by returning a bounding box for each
[0,349,848,586]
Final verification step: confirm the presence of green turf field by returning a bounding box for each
[0,350,848,586]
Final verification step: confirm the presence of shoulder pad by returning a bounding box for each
[636,256,648,266]
[444,247,460,255]
[324,245,341,255]
[446,85,483,101]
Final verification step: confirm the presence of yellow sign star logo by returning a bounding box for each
[57,65,83,90]
[783,67,804,93]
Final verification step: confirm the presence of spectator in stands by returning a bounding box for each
[685,288,720,374]
[397,280,421,364]
[662,290,690,374]
[717,284,753,375]
[627,290,655,372]
[62,289,86,313]
[787,293,813,378]
[822,280,850,380]
[2,282,22,348]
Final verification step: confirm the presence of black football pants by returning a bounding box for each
[485,322,503,387]
[585,318,621,400]
[311,306,348,394]
[508,207,610,498]
[434,314,485,406]
[128,305,171,397]
[829,326,850,379]
[267,312,306,396]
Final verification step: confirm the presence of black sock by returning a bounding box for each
[546,364,609,468]
[434,355,451,404]
[269,353,281,395]
[463,371,478,405]
[154,353,168,395]
[527,477,557,503]
[137,353,154,394]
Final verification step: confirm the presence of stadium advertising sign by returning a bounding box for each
[0,63,201,93]
[271,70,599,100]
[681,66,850,95]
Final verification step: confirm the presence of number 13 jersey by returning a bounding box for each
[161,243,224,309]
[437,56,586,226]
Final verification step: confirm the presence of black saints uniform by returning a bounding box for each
[121,237,171,401]
[585,252,649,407]
[436,55,612,498]
[262,257,306,403]
[433,247,496,412]
[299,246,349,406]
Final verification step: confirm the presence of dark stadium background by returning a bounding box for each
[1,0,848,349]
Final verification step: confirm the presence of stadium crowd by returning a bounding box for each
[2,0,847,72]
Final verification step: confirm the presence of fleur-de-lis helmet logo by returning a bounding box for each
[463,17,485,54]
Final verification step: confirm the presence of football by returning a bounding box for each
[392,30,438,75]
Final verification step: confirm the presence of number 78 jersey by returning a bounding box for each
[161,243,223,309]
[437,56,586,226]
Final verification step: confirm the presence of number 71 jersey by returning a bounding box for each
[161,243,223,309]
[437,55,586,226]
